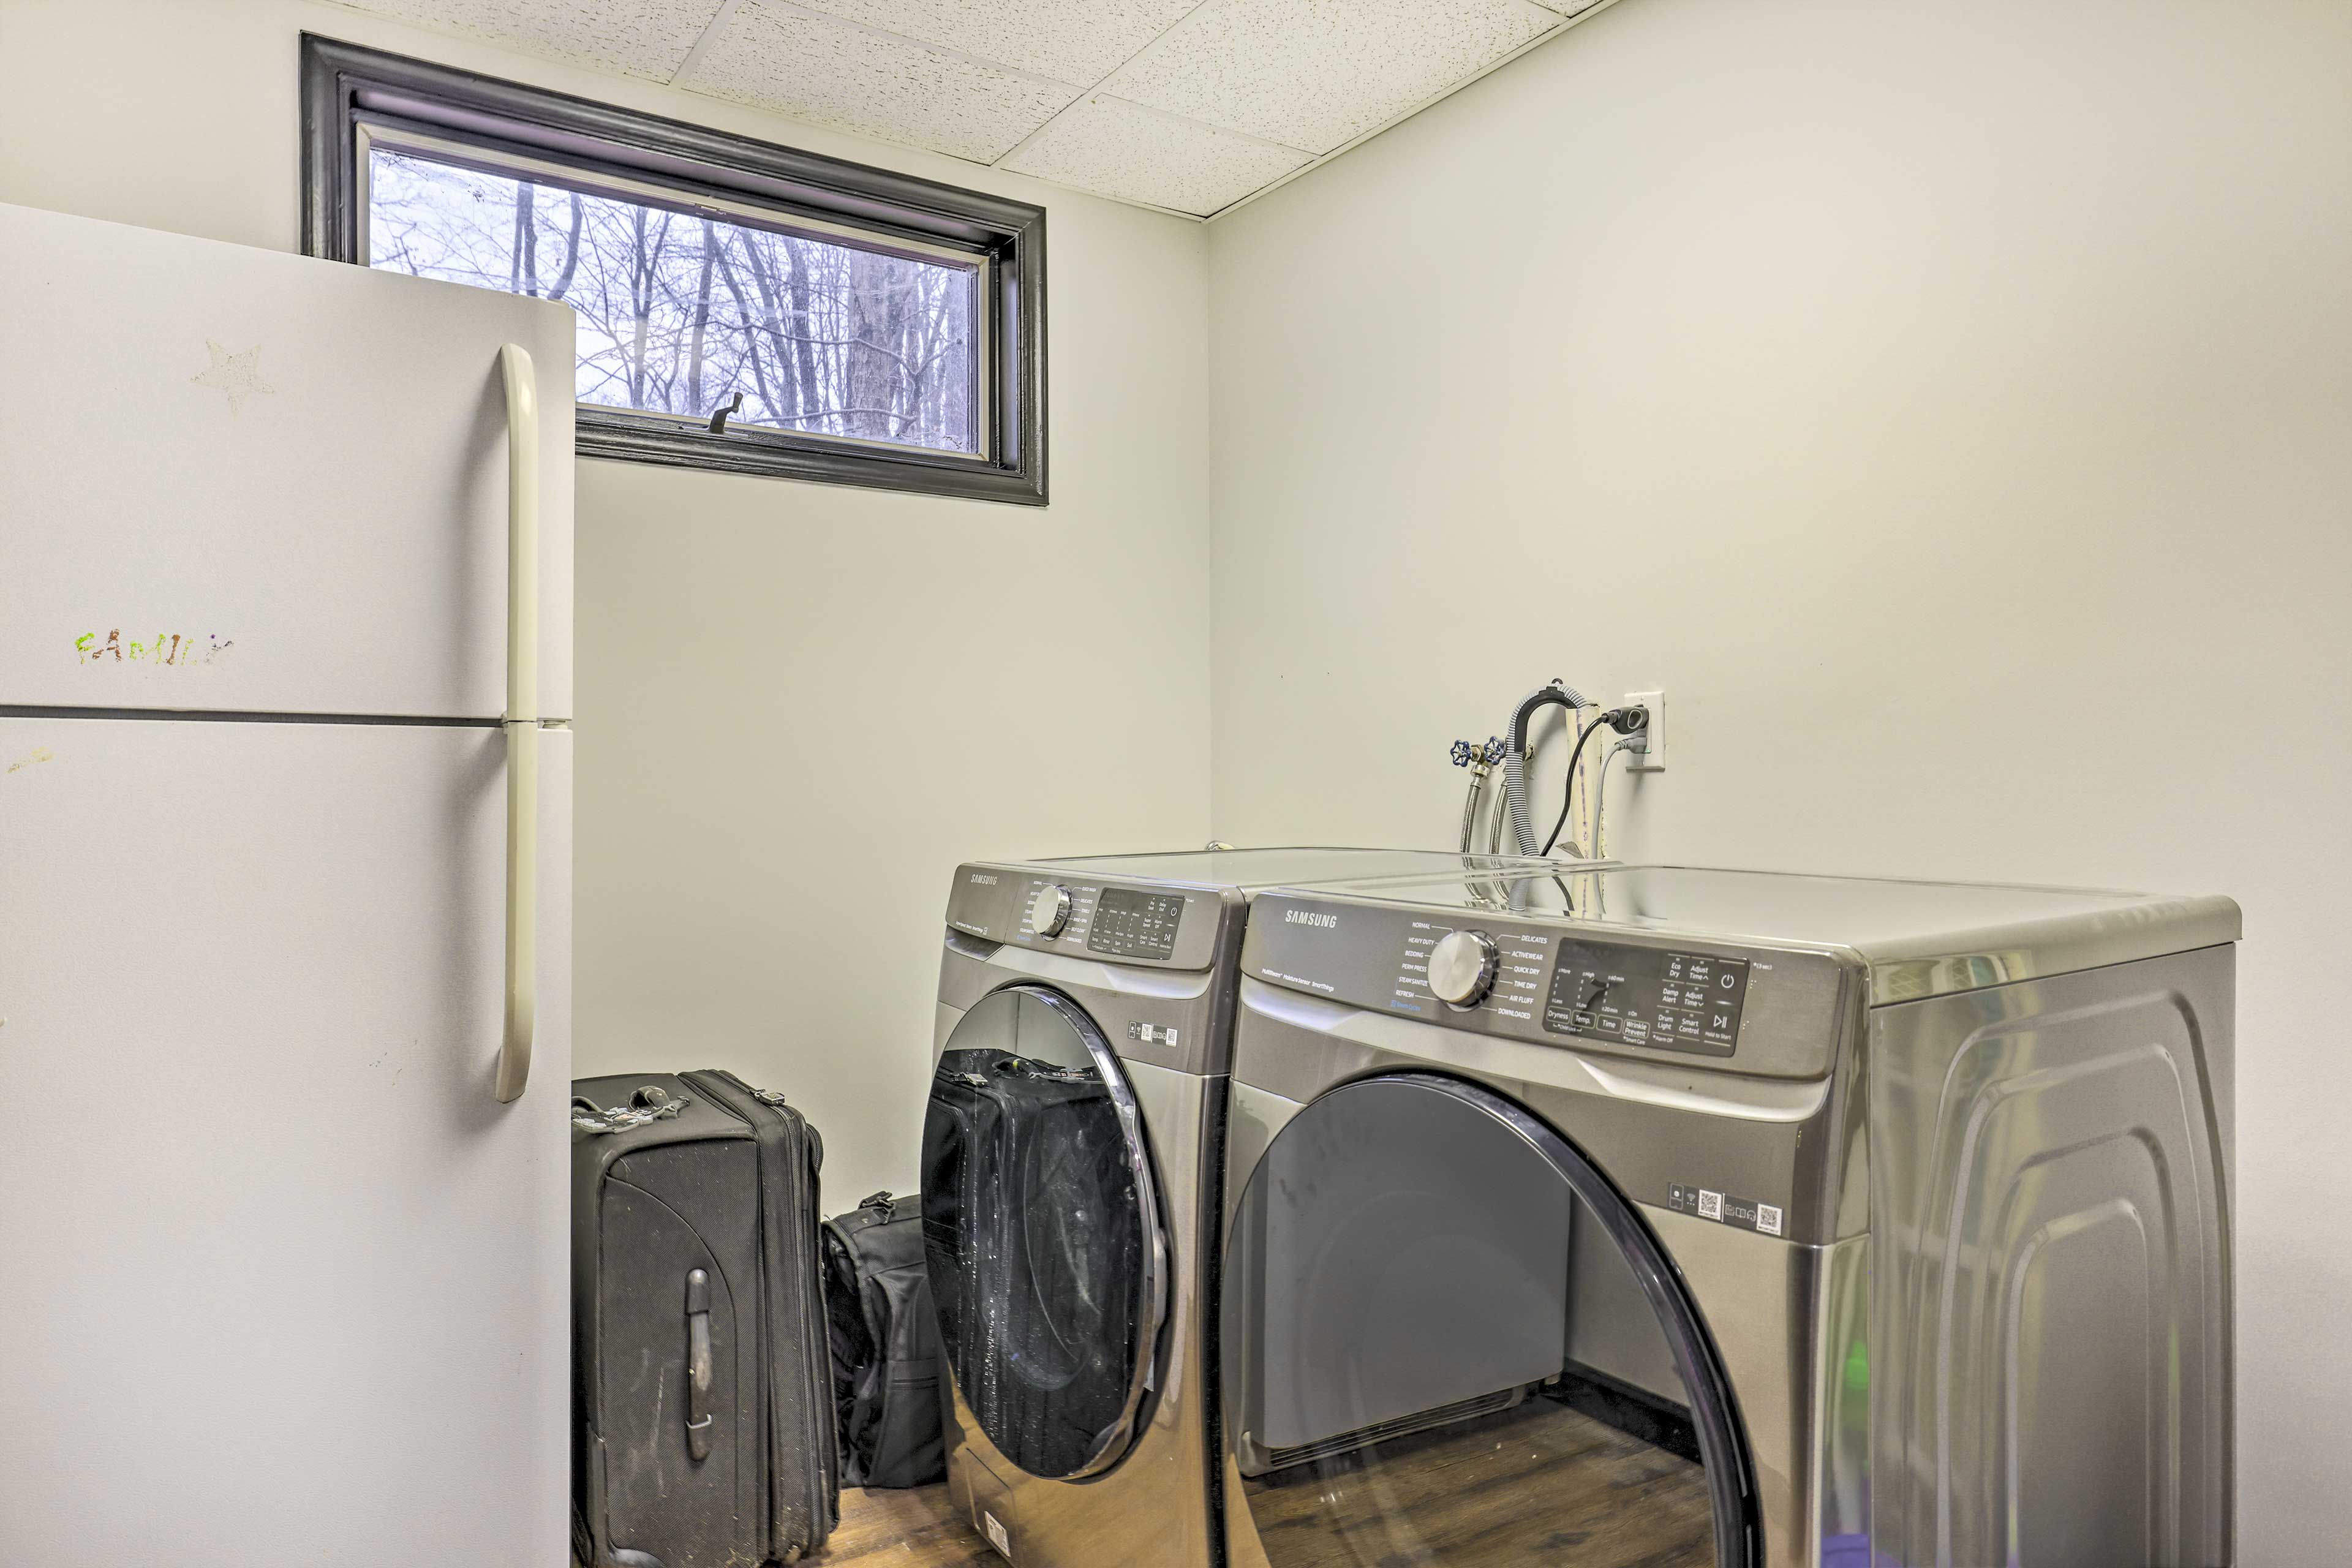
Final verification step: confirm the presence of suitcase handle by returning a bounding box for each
[685,1268,714,1462]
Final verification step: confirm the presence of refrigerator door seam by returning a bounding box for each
[0,705,502,727]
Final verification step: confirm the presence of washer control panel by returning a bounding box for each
[1029,883,1074,938]
[1401,920,1548,1020]
[1244,891,1850,1080]
[1543,941,1750,1056]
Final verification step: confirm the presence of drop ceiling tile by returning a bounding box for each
[793,0,1200,89]
[326,0,725,81]
[1105,0,1556,155]
[679,1,1080,164]
[1000,94,1310,217]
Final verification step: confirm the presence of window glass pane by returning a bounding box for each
[366,145,981,455]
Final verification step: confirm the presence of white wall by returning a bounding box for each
[0,0,1215,1207]
[9,0,2348,1542]
[1207,0,2352,1550]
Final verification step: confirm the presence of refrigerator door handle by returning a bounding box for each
[495,344,540,1105]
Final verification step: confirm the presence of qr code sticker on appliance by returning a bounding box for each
[1697,1189,1724,1221]
[1756,1204,1784,1237]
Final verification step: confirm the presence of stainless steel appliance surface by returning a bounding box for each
[1219,863,2237,1568]
[924,848,1555,1568]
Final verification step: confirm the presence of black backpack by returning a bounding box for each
[821,1192,947,1489]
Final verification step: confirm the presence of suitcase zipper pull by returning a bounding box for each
[1008,1057,1095,1084]
[570,1091,693,1136]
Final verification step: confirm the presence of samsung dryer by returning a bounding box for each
[922,848,1553,1568]
[1219,864,2237,1568]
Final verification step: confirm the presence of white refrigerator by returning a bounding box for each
[0,202,577,1565]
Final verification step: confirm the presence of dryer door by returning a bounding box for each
[1223,1073,1759,1568]
[921,984,1168,1482]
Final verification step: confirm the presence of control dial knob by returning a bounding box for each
[1427,929,1501,1008]
[1029,884,1074,938]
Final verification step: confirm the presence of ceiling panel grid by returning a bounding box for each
[323,0,1619,216]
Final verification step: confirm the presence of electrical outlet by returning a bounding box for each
[1625,690,1665,771]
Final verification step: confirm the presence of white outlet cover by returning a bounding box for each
[1626,690,1665,771]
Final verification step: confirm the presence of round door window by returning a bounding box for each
[1223,1073,1758,1568]
[921,985,1166,1480]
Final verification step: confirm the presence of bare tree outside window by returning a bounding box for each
[304,37,1044,501]
[368,147,980,455]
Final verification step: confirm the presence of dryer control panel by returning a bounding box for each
[1087,886,1187,960]
[1544,940,1750,1055]
[1246,891,1850,1080]
[945,864,1232,972]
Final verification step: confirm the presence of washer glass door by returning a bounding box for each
[921,984,1167,1482]
[1223,1073,1758,1568]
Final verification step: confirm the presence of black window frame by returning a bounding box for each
[300,34,1047,506]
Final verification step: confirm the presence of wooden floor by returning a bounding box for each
[801,1394,1708,1568]
[812,1484,997,1568]
[1239,1395,1715,1567]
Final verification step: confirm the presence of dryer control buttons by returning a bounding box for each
[1087,887,1184,959]
[1028,884,1073,938]
[1544,940,1751,1056]
[1427,929,1501,1008]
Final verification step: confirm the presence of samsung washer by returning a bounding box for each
[921,848,1555,1568]
[1219,863,2237,1568]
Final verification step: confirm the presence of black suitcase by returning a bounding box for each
[822,1193,947,1489]
[571,1071,839,1568]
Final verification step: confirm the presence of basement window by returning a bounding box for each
[300,36,1047,505]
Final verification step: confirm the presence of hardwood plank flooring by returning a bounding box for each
[812,1484,997,1568]
[1239,1395,1715,1567]
[646,1395,1705,1568]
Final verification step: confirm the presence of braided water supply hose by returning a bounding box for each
[1450,737,1506,853]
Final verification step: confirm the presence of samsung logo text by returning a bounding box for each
[1284,910,1338,929]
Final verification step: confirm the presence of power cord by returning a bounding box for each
[1539,717,1606,857]
[1591,736,1643,860]
[1540,705,1649,857]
